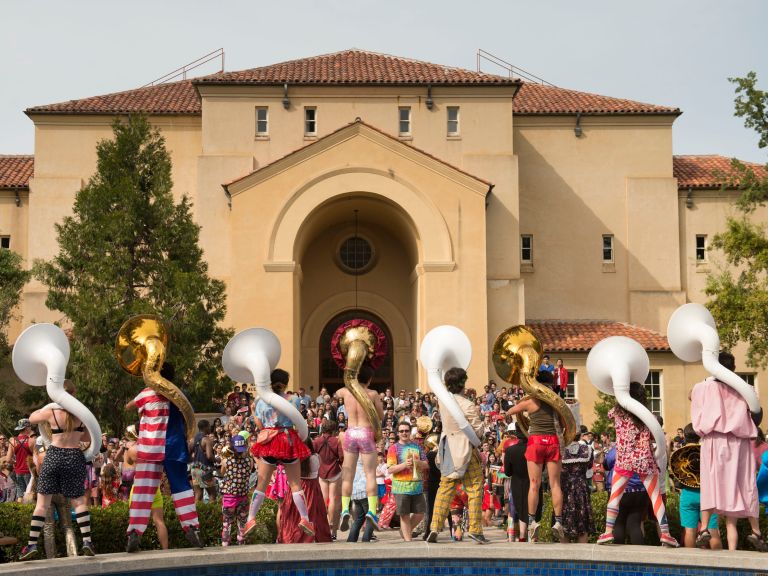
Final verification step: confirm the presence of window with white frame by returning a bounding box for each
[602,234,614,262]
[644,370,662,418]
[398,107,411,136]
[255,107,269,136]
[0,236,9,249]
[521,235,533,263]
[737,373,757,395]
[696,234,707,261]
[565,370,576,400]
[304,107,317,136]
[447,106,460,136]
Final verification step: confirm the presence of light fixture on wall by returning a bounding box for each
[15,191,21,207]
[685,190,693,209]
[574,112,583,138]
[282,83,290,110]
[425,85,434,110]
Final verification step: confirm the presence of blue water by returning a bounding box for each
[114,559,762,576]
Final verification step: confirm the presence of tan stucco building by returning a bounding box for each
[1,50,765,430]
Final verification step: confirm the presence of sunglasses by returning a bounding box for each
[398,429,410,433]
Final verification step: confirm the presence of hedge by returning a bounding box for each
[0,498,277,560]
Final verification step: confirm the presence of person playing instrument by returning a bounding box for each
[691,352,767,552]
[596,381,678,547]
[125,362,203,552]
[506,370,566,543]
[19,381,95,560]
[426,367,488,544]
[243,369,315,538]
[337,364,384,531]
[677,424,721,549]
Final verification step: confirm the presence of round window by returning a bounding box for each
[338,236,375,274]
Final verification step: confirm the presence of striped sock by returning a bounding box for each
[28,515,45,546]
[76,511,91,543]
[604,474,628,533]
[641,473,669,531]
[172,489,199,531]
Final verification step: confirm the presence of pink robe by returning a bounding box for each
[691,378,758,518]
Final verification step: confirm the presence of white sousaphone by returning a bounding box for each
[419,325,480,447]
[586,336,667,472]
[222,328,308,441]
[667,302,761,417]
[12,323,102,462]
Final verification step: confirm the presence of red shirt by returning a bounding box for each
[12,434,31,475]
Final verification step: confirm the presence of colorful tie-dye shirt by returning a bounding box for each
[387,441,426,495]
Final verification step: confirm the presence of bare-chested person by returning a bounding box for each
[336,364,384,531]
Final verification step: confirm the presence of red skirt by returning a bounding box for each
[250,428,312,461]
[277,477,332,543]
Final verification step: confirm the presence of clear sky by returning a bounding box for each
[2,0,766,162]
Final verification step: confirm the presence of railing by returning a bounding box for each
[143,48,225,87]
[476,49,554,86]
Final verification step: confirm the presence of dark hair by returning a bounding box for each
[683,423,699,444]
[322,419,338,435]
[160,362,175,382]
[719,351,736,371]
[629,381,647,407]
[358,364,374,385]
[536,370,553,385]
[198,419,210,432]
[270,369,289,392]
[444,367,468,394]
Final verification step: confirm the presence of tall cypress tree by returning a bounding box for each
[35,115,232,434]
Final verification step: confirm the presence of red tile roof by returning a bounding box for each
[674,155,768,189]
[26,80,201,116]
[224,119,492,190]
[195,49,518,86]
[526,320,670,352]
[0,155,34,189]
[514,83,679,115]
[26,50,678,117]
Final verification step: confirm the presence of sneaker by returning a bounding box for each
[596,532,614,545]
[81,540,96,556]
[466,532,491,545]
[694,529,711,548]
[551,521,566,543]
[222,541,229,547]
[18,544,38,561]
[527,520,540,543]
[185,528,204,549]
[243,518,258,537]
[298,518,315,537]
[746,532,768,553]
[426,531,439,543]
[339,510,351,532]
[660,532,679,548]
[364,510,381,531]
[126,530,141,553]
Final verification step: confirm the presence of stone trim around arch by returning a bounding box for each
[267,167,455,270]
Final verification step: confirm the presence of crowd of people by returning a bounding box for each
[2,353,768,559]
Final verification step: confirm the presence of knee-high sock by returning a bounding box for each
[28,515,45,546]
[292,490,309,520]
[128,461,163,535]
[172,489,199,531]
[249,490,265,521]
[76,510,91,543]
[640,473,669,532]
[604,474,628,534]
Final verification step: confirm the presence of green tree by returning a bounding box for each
[705,72,768,368]
[34,115,233,434]
[590,391,616,437]
[0,248,30,362]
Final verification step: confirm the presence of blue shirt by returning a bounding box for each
[255,399,294,428]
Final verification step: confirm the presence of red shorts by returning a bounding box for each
[524,434,561,464]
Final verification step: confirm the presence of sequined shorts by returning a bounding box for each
[342,425,377,454]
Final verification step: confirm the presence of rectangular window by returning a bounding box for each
[447,106,460,136]
[737,372,757,396]
[566,370,576,400]
[521,235,533,263]
[399,107,411,136]
[602,234,614,262]
[0,236,9,250]
[255,107,269,136]
[696,234,707,261]
[644,370,662,418]
[304,107,317,136]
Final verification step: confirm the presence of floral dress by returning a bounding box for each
[560,442,595,537]
[608,406,657,477]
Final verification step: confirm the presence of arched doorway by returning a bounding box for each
[319,310,393,395]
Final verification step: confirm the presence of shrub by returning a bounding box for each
[0,498,277,560]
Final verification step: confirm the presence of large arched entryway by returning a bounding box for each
[318,310,393,395]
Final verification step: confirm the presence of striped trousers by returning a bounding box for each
[430,451,483,535]
[128,460,198,535]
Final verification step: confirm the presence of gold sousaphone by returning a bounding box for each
[338,324,383,442]
[115,315,196,441]
[669,443,701,489]
[492,325,578,445]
